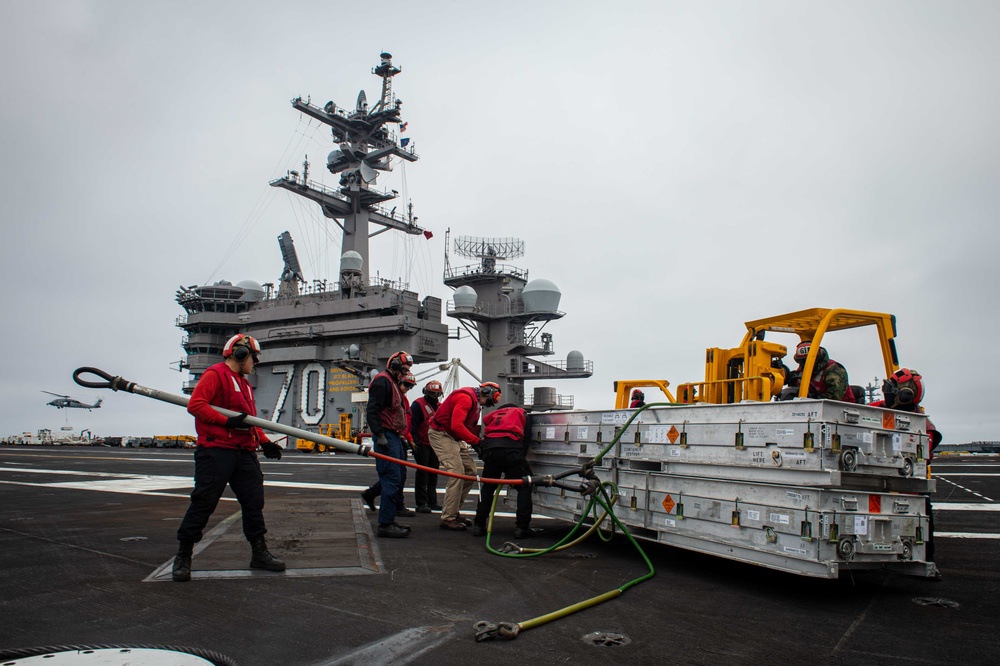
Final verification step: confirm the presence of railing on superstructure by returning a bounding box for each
[447,297,563,319]
[288,97,419,160]
[444,263,529,283]
[177,276,415,316]
[269,174,416,225]
[523,393,575,410]
[511,359,594,377]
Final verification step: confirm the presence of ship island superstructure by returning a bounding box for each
[176,53,449,434]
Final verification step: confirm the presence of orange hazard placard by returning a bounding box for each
[667,425,680,444]
[882,412,895,430]
[869,495,881,514]
[662,494,675,513]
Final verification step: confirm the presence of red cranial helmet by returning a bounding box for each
[424,380,444,397]
[888,368,923,406]
[223,334,261,363]
[387,351,413,371]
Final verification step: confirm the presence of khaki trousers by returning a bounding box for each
[428,428,476,522]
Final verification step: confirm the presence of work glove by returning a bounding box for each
[225,413,249,429]
[261,441,282,460]
[375,433,389,448]
[472,444,483,459]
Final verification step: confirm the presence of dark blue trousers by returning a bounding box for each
[375,431,405,525]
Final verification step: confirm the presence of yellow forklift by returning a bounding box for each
[295,413,352,453]
[614,308,899,407]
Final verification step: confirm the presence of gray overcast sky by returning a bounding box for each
[1,1,997,443]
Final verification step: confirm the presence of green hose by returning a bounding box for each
[475,404,662,640]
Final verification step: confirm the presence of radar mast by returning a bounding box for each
[445,233,592,410]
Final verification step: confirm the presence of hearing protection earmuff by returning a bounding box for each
[478,382,501,405]
[223,333,261,364]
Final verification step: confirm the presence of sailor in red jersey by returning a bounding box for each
[629,389,646,408]
[172,334,285,582]
[472,403,541,539]
[428,382,501,530]
[870,368,942,566]
[411,380,444,513]
[366,351,414,538]
[359,371,418,518]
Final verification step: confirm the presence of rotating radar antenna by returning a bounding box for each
[454,236,524,272]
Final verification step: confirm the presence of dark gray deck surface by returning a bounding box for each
[1,447,997,665]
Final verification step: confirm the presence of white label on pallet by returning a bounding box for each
[664,518,676,528]
[892,433,902,451]
[647,426,670,443]
[602,412,629,424]
[862,432,873,444]
[747,510,761,522]
[769,512,791,525]
[786,491,803,501]
[776,428,795,436]
[545,427,556,440]
[577,426,589,439]
[668,447,680,457]
[855,516,868,535]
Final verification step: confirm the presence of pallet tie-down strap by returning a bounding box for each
[72,366,529,487]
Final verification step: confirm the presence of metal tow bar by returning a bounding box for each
[72,367,368,456]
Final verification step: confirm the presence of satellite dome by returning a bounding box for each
[236,279,263,291]
[327,147,344,167]
[340,251,363,274]
[453,286,478,309]
[522,279,561,313]
[567,350,585,371]
[236,280,265,302]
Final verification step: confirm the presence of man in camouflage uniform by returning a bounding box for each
[786,341,855,402]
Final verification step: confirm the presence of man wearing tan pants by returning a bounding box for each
[428,382,501,530]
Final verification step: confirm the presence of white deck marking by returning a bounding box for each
[0,468,550,521]
[935,476,994,501]
[936,532,1000,539]
[933,503,1000,511]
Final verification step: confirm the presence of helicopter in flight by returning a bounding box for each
[42,391,103,410]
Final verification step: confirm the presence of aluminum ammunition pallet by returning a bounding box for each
[518,469,934,579]
[528,400,934,493]
[516,400,939,578]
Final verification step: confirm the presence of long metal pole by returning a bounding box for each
[73,367,365,455]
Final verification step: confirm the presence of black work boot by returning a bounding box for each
[172,542,193,582]
[377,523,410,538]
[249,536,286,571]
